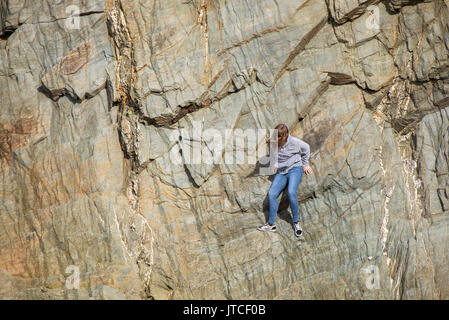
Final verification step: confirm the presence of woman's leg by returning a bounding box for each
[267,173,288,225]
[286,166,303,223]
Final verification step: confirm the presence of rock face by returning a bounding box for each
[0,0,448,299]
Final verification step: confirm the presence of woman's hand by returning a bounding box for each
[303,165,313,175]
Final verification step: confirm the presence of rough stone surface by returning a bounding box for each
[0,0,448,299]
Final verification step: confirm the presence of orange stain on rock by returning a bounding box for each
[0,117,40,169]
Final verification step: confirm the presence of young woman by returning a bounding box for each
[258,123,312,237]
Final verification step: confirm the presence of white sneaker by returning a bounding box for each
[294,222,303,237]
[257,223,277,232]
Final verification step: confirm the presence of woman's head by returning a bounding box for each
[275,123,289,142]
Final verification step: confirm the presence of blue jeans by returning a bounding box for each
[267,166,303,225]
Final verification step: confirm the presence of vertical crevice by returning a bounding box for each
[106,0,154,299]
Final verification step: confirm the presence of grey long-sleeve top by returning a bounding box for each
[273,135,310,174]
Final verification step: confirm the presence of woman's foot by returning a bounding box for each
[257,223,277,232]
[293,222,302,237]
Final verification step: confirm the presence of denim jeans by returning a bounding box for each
[267,166,303,225]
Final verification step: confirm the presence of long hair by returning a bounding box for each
[275,123,289,137]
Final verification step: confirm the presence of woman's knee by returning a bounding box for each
[268,189,279,199]
[287,189,297,199]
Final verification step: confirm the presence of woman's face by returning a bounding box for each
[277,132,287,144]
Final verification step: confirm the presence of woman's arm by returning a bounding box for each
[299,140,312,175]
